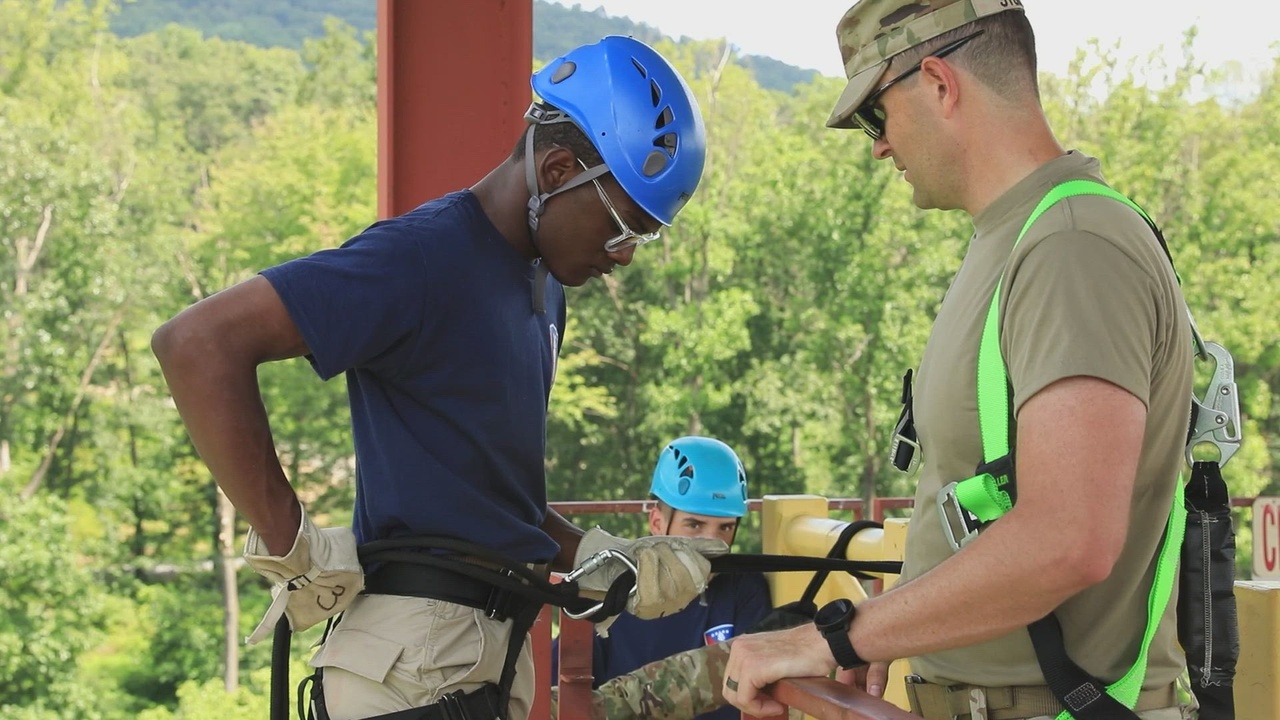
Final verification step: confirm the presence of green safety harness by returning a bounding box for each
[940,180,1195,720]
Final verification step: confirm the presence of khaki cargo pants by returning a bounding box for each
[309,593,535,720]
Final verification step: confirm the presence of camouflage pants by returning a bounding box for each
[547,638,804,720]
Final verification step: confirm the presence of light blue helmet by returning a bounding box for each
[530,35,706,226]
[649,436,748,518]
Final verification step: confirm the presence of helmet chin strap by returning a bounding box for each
[522,104,611,246]
[522,108,610,314]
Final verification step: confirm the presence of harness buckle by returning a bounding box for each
[437,689,469,720]
[890,427,920,474]
[890,369,920,473]
[483,568,518,622]
[937,482,981,553]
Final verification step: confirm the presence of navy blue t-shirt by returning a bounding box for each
[261,190,566,563]
[552,571,772,720]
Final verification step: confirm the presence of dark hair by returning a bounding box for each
[510,107,604,167]
[890,11,1039,101]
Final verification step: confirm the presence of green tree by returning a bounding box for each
[0,493,108,710]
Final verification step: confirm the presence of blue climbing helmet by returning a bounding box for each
[529,35,707,226]
[650,436,748,518]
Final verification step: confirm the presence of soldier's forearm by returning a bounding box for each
[591,641,735,719]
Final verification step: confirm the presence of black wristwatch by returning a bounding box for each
[814,599,867,670]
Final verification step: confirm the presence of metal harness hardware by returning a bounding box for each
[1186,341,1241,467]
[560,547,638,620]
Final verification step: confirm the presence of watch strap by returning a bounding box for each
[823,623,867,670]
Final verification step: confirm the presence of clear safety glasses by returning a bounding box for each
[578,159,661,252]
[591,177,661,252]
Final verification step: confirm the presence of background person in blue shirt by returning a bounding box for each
[553,436,773,720]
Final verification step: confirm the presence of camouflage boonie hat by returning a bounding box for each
[827,0,1025,129]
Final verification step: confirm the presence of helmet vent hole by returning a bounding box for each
[655,107,673,130]
[642,149,669,177]
[551,61,576,84]
[679,465,695,480]
[649,79,661,106]
[678,478,691,495]
[631,57,648,77]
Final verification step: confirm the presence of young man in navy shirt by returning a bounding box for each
[553,437,772,720]
[153,37,726,720]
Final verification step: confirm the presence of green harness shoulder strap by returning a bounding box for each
[957,179,1187,717]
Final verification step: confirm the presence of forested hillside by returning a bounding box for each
[3,0,1278,717]
[110,0,819,92]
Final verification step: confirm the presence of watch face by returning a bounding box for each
[816,599,853,628]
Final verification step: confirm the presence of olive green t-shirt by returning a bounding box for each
[904,151,1193,688]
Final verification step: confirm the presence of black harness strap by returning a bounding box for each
[305,668,505,720]
[1027,614,1148,719]
[709,552,901,579]
[271,615,292,720]
[1178,461,1239,720]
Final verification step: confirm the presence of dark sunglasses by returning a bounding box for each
[853,29,985,141]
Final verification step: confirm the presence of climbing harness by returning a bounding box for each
[270,535,901,720]
[893,180,1241,719]
[275,536,633,720]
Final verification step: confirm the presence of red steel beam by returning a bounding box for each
[377,0,533,219]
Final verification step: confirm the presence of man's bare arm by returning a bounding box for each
[152,275,310,555]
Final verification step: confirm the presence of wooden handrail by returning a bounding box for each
[748,677,920,720]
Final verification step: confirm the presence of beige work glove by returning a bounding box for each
[572,527,728,632]
[243,508,363,645]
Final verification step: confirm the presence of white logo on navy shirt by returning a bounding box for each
[704,623,734,645]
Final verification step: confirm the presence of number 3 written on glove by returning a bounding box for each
[242,508,364,645]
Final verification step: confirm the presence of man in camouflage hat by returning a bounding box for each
[723,2,1195,719]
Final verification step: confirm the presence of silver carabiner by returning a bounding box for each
[1186,341,1241,467]
[562,548,638,620]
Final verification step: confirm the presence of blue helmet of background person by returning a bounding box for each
[531,35,707,226]
[649,436,748,518]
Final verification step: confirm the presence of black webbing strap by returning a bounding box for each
[306,668,506,720]
[1027,614,1141,719]
[357,536,628,622]
[1178,461,1239,720]
[709,551,902,579]
[271,616,291,720]
[801,520,887,601]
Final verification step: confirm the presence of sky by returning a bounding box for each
[547,0,1279,81]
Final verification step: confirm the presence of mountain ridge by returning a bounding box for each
[108,0,819,93]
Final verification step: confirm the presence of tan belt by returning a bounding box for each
[904,679,1178,720]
